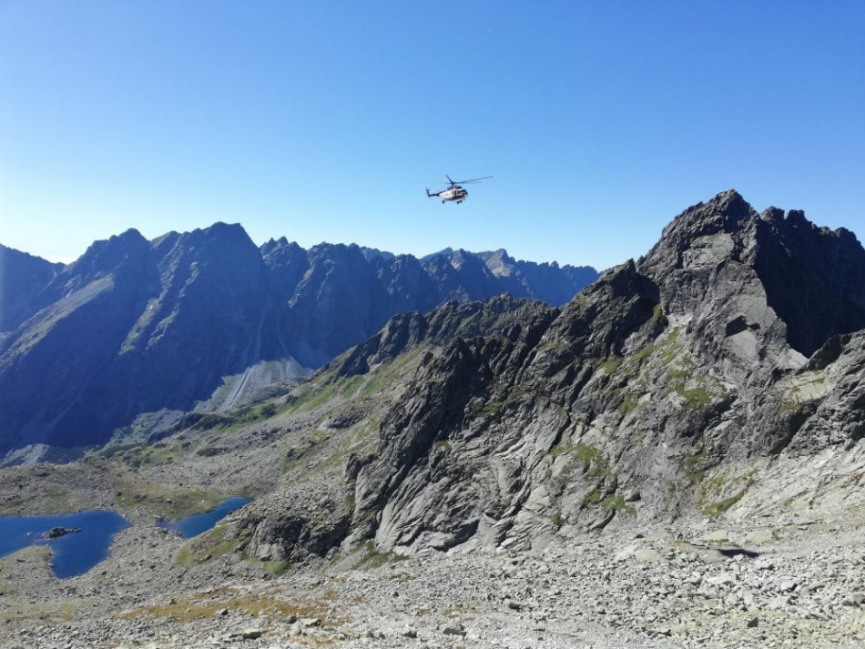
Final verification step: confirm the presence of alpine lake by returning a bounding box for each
[0,497,251,578]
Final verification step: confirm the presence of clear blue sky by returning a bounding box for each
[2,1,863,270]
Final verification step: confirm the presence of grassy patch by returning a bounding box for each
[702,491,747,518]
[698,470,756,518]
[356,540,406,570]
[550,442,614,478]
[576,443,615,478]
[659,329,682,366]
[0,590,80,626]
[98,442,144,459]
[195,446,224,457]
[480,401,504,416]
[627,342,657,366]
[584,489,603,505]
[116,484,232,519]
[283,411,380,479]
[258,559,293,576]
[119,586,340,625]
[178,401,285,434]
[681,448,713,484]
[681,467,705,484]
[674,384,712,407]
[281,351,421,415]
[176,525,249,567]
[617,392,643,417]
[292,380,346,412]
[549,443,571,458]
[664,356,731,408]
[573,443,602,465]
[24,488,73,515]
[601,495,636,517]
[359,350,423,397]
[601,356,622,374]
[99,441,182,468]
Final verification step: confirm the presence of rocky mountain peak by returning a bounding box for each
[641,190,757,273]
[196,221,251,241]
[77,227,148,261]
[61,228,150,289]
[678,188,755,231]
[259,236,291,255]
[420,247,455,263]
[638,191,865,358]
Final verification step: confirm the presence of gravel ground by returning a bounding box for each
[2,509,864,649]
[1,385,863,648]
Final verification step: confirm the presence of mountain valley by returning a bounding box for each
[1,191,864,648]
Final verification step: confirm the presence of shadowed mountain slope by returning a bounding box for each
[0,227,597,462]
[0,244,64,333]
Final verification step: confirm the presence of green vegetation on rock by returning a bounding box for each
[176,525,250,567]
[601,495,636,517]
[116,484,234,519]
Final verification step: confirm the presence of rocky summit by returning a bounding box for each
[0,229,596,464]
[1,190,864,649]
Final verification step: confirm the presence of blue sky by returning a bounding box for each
[1,1,863,270]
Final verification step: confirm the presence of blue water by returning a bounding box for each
[160,496,251,538]
[0,510,131,579]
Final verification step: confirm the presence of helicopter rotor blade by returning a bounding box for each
[452,176,492,184]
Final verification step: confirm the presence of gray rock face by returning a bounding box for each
[0,228,597,461]
[641,190,865,357]
[236,190,865,562]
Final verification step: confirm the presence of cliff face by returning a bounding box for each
[0,228,597,461]
[234,191,865,562]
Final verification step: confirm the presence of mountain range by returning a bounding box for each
[214,190,865,560]
[2,190,865,648]
[0,230,597,463]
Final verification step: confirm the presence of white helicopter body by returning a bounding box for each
[426,175,491,204]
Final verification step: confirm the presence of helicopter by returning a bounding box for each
[426,175,492,204]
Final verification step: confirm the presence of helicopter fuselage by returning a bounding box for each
[440,187,468,202]
[428,186,468,203]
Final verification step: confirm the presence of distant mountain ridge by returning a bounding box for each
[0,226,598,462]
